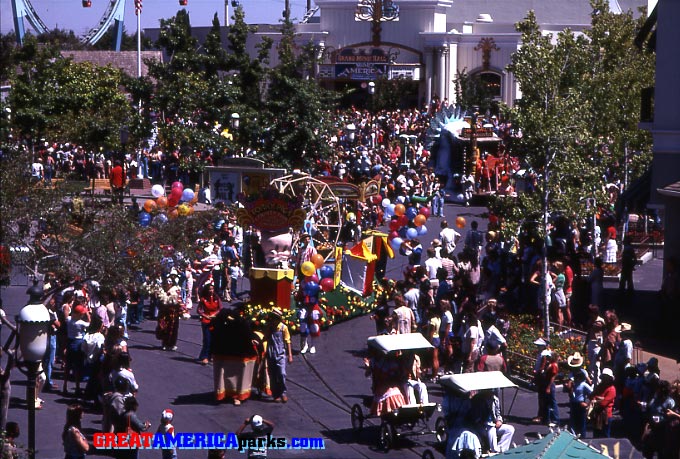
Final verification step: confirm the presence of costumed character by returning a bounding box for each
[251,330,271,398]
[259,232,293,269]
[154,277,183,351]
[300,300,323,355]
[210,308,258,405]
[266,308,293,403]
[363,348,406,416]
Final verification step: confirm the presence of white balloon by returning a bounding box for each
[396,196,406,204]
[381,198,391,208]
[151,184,165,198]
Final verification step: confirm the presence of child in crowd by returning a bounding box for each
[156,409,177,459]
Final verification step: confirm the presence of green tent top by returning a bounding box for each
[498,431,610,459]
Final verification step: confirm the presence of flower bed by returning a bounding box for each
[505,314,584,383]
[239,283,381,333]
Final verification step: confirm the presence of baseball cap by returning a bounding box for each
[251,415,263,428]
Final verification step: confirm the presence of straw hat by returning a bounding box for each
[269,307,283,319]
[567,352,585,368]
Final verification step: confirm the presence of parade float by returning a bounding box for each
[238,173,396,333]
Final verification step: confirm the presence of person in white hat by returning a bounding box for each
[613,323,634,386]
[236,414,275,459]
[592,367,617,437]
[156,409,177,459]
[566,352,593,438]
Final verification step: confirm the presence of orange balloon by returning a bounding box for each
[311,253,325,269]
[168,208,179,219]
[157,196,168,209]
[414,214,427,227]
[394,204,406,216]
[456,216,466,229]
[143,199,157,213]
[186,205,195,215]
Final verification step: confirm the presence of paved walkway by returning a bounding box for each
[1,202,675,458]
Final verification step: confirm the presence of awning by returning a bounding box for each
[658,180,680,199]
[439,371,517,394]
[367,333,433,354]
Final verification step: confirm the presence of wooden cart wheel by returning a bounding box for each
[435,416,448,446]
[350,403,364,433]
[378,422,396,452]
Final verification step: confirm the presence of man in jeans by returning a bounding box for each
[542,352,560,426]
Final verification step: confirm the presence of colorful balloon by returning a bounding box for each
[181,188,195,202]
[143,199,157,213]
[456,216,466,229]
[138,211,151,227]
[389,220,400,232]
[397,215,409,227]
[381,198,391,208]
[167,196,179,208]
[406,227,418,239]
[319,265,334,279]
[154,213,169,225]
[301,261,316,277]
[177,204,190,216]
[311,253,325,269]
[406,207,418,220]
[372,195,382,205]
[151,184,165,198]
[390,237,404,252]
[304,281,320,296]
[171,181,184,191]
[417,225,428,236]
[156,196,168,209]
[389,230,399,240]
[419,207,431,218]
[386,204,396,216]
[394,204,406,216]
[414,214,427,227]
[305,274,319,284]
[320,277,334,292]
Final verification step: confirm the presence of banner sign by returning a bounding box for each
[334,48,388,80]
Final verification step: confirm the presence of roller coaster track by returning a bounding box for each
[11,0,126,47]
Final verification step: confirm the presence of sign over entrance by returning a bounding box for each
[334,47,388,80]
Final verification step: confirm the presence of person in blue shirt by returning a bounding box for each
[565,352,593,438]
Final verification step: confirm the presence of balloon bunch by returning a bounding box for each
[380,197,430,253]
[299,253,335,302]
[138,182,199,227]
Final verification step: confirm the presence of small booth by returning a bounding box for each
[341,231,394,296]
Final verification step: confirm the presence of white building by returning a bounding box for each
[146,0,645,108]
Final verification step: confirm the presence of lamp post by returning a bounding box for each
[231,113,240,156]
[16,288,50,459]
[355,0,400,46]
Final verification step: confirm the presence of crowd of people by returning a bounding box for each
[4,103,678,459]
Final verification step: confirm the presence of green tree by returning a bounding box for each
[454,69,496,114]
[262,12,337,169]
[8,36,136,151]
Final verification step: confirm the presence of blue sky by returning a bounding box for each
[1,0,312,38]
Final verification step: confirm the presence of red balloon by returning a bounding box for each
[388,231,399,240]
[171,181,184,191]
[419,207,431,218]
[397,215,409,227]
[305,274,319,284]
[167,196,179,208]
[389,220,400,232]
[320,277,334,292]
[372,195,383,205]
[170,187,183,201]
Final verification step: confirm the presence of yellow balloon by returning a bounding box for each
[301,261,316,277]
[178,204,190,216]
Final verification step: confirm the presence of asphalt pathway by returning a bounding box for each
[0,202,659,458]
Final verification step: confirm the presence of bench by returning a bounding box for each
[84,178,112,195]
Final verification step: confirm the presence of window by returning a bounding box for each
[479,72,501,98]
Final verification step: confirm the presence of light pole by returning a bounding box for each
[231,113,240,156]
[16,287,50,459]
[355,0,400,46]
